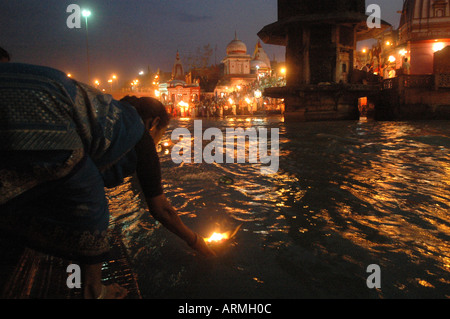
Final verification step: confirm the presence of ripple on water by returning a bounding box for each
[107,118,450,298]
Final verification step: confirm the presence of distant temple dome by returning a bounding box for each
[226,33,248,56]
[250,59,268,69]
[400,0,449,27]
[217,31,256,94]
[396,0,450,74]
[399,0,450,43]
[251,40,271,70]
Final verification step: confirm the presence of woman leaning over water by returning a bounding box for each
[0,62,215,299]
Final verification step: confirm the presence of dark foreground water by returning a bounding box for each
[107,117,450,299]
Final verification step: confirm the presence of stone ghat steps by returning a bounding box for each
[1,230,141,299]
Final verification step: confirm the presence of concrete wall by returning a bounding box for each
[377,75,450,120]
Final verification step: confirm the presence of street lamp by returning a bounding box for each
[112,75,117,90]
[82,9,91,17]
[82,9,92,82]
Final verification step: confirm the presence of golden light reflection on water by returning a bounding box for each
[318,122,450,288]
[106,119,450,298]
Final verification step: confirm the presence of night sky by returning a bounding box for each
[1,0,403,85]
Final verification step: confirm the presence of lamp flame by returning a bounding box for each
[205,225,242,244]
[206,232,228,243]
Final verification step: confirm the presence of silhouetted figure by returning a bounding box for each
[402,58,411,75]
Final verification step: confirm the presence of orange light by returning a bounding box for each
[205,225,241,245]
[206,232,228,243]
[433,42,445,52]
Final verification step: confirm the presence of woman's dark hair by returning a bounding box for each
[0,47,10,62]
[121,96,170,129]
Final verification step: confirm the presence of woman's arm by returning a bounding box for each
[134,131,215,257]
[146,194,215,257]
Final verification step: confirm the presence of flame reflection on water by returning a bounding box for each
[107,118,450,298]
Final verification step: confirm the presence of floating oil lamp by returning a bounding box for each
[204,225,242,246]
[161,141,171,149]
[158,140,172,153]
[206,232,229,244]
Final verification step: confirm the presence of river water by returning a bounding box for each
[107,117,450,299]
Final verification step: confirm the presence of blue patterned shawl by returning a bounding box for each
[0,63,145,175]
[0,63,146,199]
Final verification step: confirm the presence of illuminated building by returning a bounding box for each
[397,0,450,74]
[163,52,201,114]
[215,33,258,97]
[222,33,252,76]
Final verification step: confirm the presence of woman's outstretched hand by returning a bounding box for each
[189,233,217,257]
[147,194,216,257]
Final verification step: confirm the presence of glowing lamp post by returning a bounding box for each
[82,9,92,82]
[112,75,118,90]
